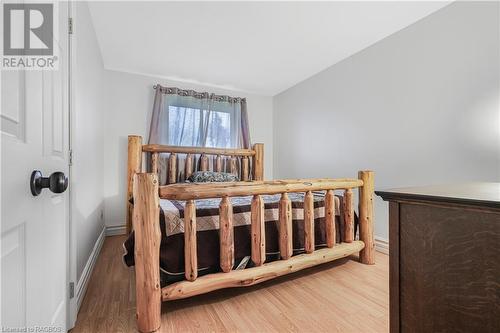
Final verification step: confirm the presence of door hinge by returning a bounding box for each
[68,17,73,35]
[69,149,73,166]
[69,282,75,299]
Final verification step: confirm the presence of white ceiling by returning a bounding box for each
[88,1,450,96]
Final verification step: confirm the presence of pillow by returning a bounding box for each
[187,171,239,183]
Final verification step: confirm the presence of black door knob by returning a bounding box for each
[30,170,68,196]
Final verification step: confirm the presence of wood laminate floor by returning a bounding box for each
[71,235,389,333]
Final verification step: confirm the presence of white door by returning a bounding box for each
[1,2,70,331]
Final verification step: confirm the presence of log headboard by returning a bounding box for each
[126,135,264,233]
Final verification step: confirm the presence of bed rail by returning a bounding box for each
[142,144,256,156]
[158,178,363,200]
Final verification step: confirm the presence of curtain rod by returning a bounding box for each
[153,84,246,101]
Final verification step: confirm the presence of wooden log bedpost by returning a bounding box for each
[184,200,198,281]
[151,152,159,175]
[343,189,354,243]
[126,135,142,234]
[200,154,209,171]
[242,156,250,181]
[219,196,234,273]
[230,156,238,176]
[133,173,161,333]
[252,143,264,181]
[304,191,315,254]
[358,170,375,264]
[279,193,293,260]
[324,189,336,248]
[185,153,193,179]
[168,153,177,184]
[251,195,266,266]
[215,155,223,172]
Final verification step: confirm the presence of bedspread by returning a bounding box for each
[123,192,357,284]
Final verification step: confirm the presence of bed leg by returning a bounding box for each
[133,173,161,332]
[358,170,375,265]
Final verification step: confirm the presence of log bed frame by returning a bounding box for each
[126,135,375,333]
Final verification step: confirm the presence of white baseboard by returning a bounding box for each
[76,226,106,310]
[105,225,126,236]
[375,237,389,254]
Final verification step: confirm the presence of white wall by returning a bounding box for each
[273,2,500,240]
[102,70,274,228]
[72,2,106,281]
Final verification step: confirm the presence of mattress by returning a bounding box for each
[123,192,356,284]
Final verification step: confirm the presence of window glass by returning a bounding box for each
[168,106,231,148]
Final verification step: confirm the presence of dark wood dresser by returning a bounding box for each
[376,183,500,333]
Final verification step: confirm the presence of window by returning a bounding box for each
[167,106,234,148]
[149,85,249,150]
